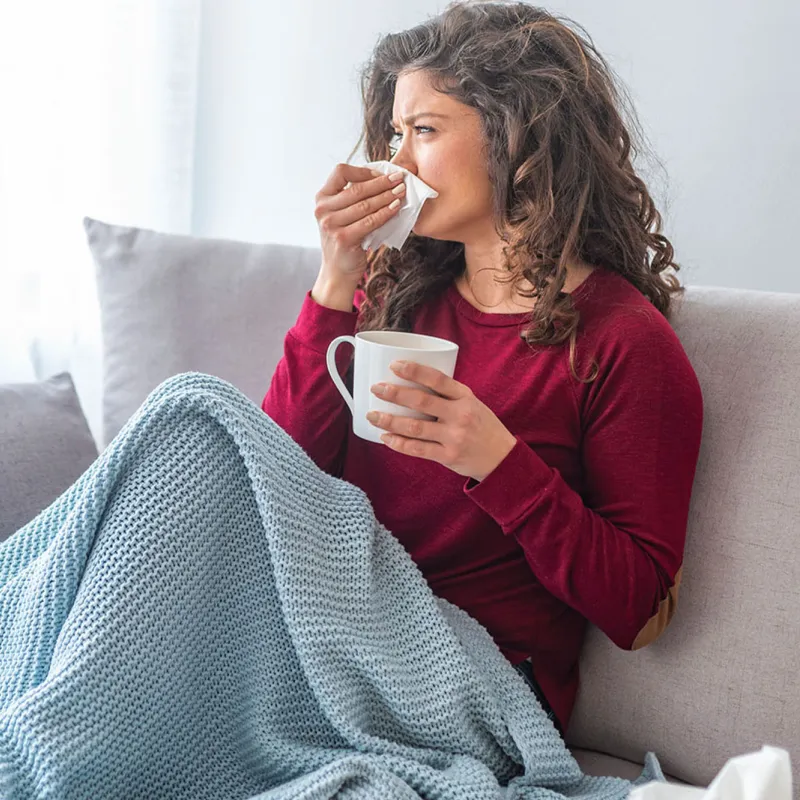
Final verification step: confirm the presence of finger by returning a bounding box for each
[380,432,448,462]
[389,361,467,401]
[370,382,450,419]
[366,411,444,443]
[321,183,405,228]
[336,198,403,243]
[318,163,383,197]
[319,171,405,214]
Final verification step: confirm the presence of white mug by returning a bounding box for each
[326,330,459,443]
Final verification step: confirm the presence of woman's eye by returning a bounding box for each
[388,126,434,155]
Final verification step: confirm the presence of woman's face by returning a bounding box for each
[389,70,495,244]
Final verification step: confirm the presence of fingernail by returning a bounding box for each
[389,199,401,210]
[389,171,404,182]
[366,411,379,422]
[392,182,406,194]
[370,169,383,177]
[372,383,386,395]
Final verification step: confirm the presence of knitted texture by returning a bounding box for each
[0,373,664,799]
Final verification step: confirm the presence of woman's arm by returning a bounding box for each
[265,158,400,475]
[464,320,704,650]
[262,287,364,477]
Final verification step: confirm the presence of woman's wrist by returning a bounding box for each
[311,270,360,313]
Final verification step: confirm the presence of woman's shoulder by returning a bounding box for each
[577,269,682,341]
[570,271,703,426]
[574,269,698,380]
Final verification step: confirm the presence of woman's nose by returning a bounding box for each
[389,151,417,177]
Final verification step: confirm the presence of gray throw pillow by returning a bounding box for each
[0,372,98,542]
[83,217,321,448]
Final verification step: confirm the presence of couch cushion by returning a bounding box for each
[567,286,800,787]
[0,372,98,542]
[84,217,321,447]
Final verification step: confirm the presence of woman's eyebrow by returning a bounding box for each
[391,112,450,128]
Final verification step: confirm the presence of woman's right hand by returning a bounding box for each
[314,163,406,281]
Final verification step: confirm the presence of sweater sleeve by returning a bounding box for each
[262,290,363,477]
[464,317,704,650]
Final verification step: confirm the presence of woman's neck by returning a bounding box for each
[458,243,596,314]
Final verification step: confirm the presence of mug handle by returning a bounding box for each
[325,335,356,415]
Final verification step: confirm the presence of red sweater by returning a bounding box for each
[262,268,704,731]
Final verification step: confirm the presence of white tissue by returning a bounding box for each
[630,746,793,800]
[360,160,438,251]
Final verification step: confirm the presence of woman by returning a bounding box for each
[264,1,704,737]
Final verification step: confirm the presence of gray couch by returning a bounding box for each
[2,217,798,791]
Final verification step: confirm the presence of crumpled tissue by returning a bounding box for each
[630,746,792,800]
[360,160,438,251]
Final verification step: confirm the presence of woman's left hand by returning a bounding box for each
[366,360,518,482]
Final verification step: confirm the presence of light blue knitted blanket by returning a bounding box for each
[0,373,663,799]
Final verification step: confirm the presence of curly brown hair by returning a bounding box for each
[348,0,682,382]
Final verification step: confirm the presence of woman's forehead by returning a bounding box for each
[392,73,471,125]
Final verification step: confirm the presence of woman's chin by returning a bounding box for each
[412,204,460,242]
[411,208,439,239]
[412,224,449,243]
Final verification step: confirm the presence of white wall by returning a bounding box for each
[192,0,800,293]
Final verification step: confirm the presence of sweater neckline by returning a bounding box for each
[444,266,603,328]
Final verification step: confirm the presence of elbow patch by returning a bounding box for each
[631,566,683,650]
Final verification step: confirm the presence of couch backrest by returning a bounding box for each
[88,222,800,786]
[567,285,800,788]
